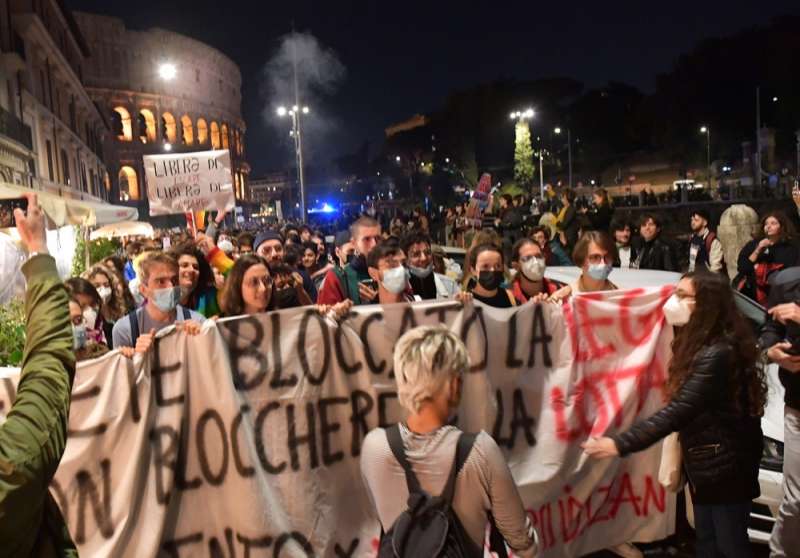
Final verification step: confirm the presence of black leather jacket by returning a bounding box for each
[612,342,762,504]
[635,237,677,272]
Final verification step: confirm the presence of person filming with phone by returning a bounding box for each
[0,193,78,555]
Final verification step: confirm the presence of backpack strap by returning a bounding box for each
[385,424,422,494]
[128,309,140,347]
[440,432,476,504]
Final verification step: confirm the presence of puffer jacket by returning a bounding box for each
[612,341,762,505]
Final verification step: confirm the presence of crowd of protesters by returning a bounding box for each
[5,184,800,557]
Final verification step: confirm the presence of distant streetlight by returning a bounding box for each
[395,155,401,163]
[554,126,573,189]
[445,157,450,163]
[158,63,177,81]
[278,104,311,220]
[509,108,535,121]
[699,125,711,189]
[772,96,779,103]
[163,142,172,152]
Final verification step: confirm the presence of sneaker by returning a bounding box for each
[607,542,644,558]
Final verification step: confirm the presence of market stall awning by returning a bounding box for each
[90,220,154,240]
[0,182,138,227]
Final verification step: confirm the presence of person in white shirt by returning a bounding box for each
[611,219,637,269]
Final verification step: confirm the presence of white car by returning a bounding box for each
[543,266,785,545]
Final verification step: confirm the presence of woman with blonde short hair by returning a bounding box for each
[360,326,539,557]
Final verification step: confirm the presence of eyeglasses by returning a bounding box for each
[409,249,431,258]
[587,254,612,265]
[245,276,273,289]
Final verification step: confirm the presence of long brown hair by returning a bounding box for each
[219,254,270,316]
[756,210,796,243]
[668,272,766,416]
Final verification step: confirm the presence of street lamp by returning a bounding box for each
[277,104,310,221]
[554,126,573,189]
[510,108,542,196]
[700,126,711,190]
[158,63,177,81]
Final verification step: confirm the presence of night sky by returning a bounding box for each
[69,0,799,176]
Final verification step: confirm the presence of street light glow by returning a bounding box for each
[700,126,708,133]
[302,106,310,114]
[554,127,562,134]
[292,105,299,112]
[772,96,778,102]
[158,63,177,81]
[277,106,287,117]
[395,156,401,162]
[163,142,172,152]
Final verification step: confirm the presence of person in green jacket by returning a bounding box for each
[0,193,77,557]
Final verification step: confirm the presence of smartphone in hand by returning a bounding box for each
[0,197,28,228]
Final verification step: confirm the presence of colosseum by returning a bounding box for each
[73,12,250,218]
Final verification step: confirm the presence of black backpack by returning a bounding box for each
[378,425,508,558]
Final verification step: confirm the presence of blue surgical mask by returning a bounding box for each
[72,324,87,350]
[151,286,181,313]
[408,264,433,279]
[587,263,613,281]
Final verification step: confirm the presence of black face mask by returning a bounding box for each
[349,254,367,273]
[477,270,504,291]
[345,254,356,267]
[272,286,297,309]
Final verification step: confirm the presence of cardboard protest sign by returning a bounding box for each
[0,288,676,557]
[144,149,235,216]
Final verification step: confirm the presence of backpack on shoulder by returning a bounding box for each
[377,424,507,558]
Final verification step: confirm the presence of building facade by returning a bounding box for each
[0,0,110,202]
[73,12,249,216]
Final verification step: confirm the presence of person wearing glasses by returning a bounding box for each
[549,231,618,303]
[401,232,459,300]
[509,238,559,304]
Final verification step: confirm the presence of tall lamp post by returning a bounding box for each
[700,126,711,190]
[277,105,309,221]
[554,126,572,189]
[510,109,543,196]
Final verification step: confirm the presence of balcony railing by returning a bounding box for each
[0,105,33,150]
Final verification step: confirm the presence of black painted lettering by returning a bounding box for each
[334,538,360,558]
[74,459,114,544]
[398,305,418,335]
[318,397,348,466]
[254,402,287,474]
[231,405,255,478]
[359,312,386,374]
[493,388,536,449]
[162,533,203,558]
[286,402,319,471]
[224,316,269,391]
[67,384,107,437]
[528,304,553,367]
[153,337,184,406]
[196,409,229,486]
[273,531,315,557]
[461,306,488,372]
[150,425,178,504]
[297,309,331,386]
[332,313,362,375]
[349,390,374,457]
[423,302,461,324]
[125,358,142,423]
[236,531,273,556]
[209,528,235,558]
[505,311,524,368]
[378,391,399,428]
[268,312,297,389]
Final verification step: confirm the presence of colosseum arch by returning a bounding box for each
[118,166,139,200]
[112,107,132,141]
[221,123,230,150]
[181,115,194,145]
[161,112,177,144]
[138,109,157,143]
[210,121,221,149]
[196,118,208,145]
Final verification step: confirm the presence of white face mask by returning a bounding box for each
[151,286,181,313]
[83,307,98,328]
[663,294,693,326]
[97,286,112,303]
[381,266,409,294]
[521,257,546,281]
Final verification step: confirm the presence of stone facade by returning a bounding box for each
[0,0,110,203]
[73,12,250,213]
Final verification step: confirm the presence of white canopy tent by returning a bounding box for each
[90,220,154,240]
[0,182,138,227]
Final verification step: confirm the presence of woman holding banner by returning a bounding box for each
[583,272,765,558]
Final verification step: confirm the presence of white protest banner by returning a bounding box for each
[0,287,676,557]
[143,149,235,216]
